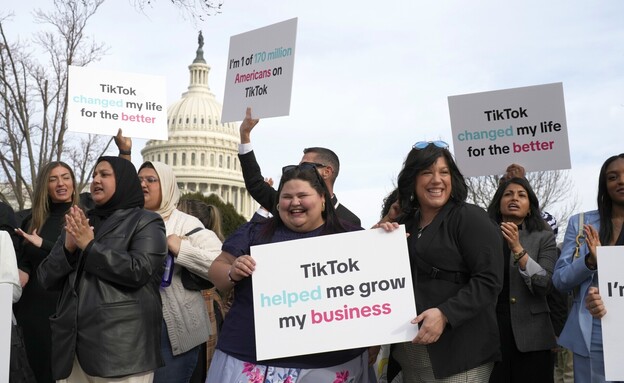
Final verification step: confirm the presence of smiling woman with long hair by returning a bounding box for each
[390,141,503,382]
[13,161,79,383]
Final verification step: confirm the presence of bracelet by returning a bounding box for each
[228,269,238,285]
[119,149,131,155]
[513,249,527,264]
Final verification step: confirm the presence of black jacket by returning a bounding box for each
[238,150,361,226]
[404,201,504,378]
[37,207,167,379]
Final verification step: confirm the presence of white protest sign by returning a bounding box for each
[251,225,417,361]
[67,66,167,140]
[221,18,297,123]
[0,284,11,383]
[597,246,624,381]
[448,83,571,177]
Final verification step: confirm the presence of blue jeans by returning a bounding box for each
[153,320,200,383]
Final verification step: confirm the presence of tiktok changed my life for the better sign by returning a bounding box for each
[251,225,418,361]
[448,82,571,177]
[67,65,168,140]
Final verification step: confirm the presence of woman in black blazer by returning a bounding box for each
[487,177,558,383]
[393,141,504,381]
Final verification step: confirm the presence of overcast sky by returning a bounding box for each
[6,1,624,229]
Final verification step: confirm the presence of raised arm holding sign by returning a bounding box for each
[221,18,298,123]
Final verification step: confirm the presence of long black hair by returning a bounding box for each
[487,177,546,233]
[261,164,345,238]
[396,144,467,221]
[597,153,624,244]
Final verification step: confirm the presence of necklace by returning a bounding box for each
[417,219,434,238]
[416,211,435,239]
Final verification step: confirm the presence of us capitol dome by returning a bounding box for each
[141,32,257,219]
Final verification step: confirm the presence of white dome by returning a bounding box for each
[141,34,256,219]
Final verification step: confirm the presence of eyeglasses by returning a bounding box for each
[412,140,449,150]
[281,162,319,175]
[138,176,159,184]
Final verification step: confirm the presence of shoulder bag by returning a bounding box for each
[10,318,36,383]
[180,227,215,291]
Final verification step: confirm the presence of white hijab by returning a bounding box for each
[149,161,180,220]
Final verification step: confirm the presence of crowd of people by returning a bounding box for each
[1,111,623,383]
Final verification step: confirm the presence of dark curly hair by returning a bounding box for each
[396,144,467,221]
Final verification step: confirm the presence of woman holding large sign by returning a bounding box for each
[207,163,386,382]
[553,153,624,383]
[392,141,504,381]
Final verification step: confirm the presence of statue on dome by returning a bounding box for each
[198,31,204,49]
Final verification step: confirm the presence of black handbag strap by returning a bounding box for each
[185,227,203,236]
[412,254,470,284]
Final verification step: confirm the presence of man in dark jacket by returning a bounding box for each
[238,107,361,226]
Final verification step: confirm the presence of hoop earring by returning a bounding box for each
[276,204,280,211]
[322,202,325,211]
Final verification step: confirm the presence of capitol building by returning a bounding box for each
[141,34,257,219]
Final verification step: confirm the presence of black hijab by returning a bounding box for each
[87,156,144,233]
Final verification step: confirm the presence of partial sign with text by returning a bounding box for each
[251,226,417,361]
[68,66,167,140]
[448,83,571,177]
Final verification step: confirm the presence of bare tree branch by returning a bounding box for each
[130,0,223,22]
[0,2,110,209]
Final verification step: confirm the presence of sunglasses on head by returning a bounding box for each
[281,162,326,174]
[412,140,449,150]
[282,162,325,174]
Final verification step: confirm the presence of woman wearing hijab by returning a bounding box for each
[37,156,167,382]
[138,161,222,383]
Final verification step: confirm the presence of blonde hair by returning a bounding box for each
[30,162,79,231]
[177,199,224,241]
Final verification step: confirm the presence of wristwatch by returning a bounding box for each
[513,249,527,264]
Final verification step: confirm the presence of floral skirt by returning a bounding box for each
[206,349,373,383]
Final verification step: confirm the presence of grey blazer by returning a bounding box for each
[507,228,558,352]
